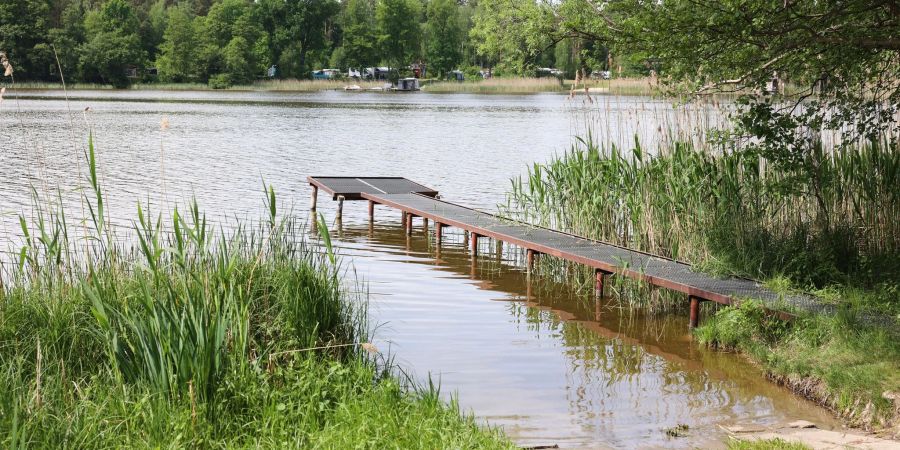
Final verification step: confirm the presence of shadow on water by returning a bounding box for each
[326,216,841,449]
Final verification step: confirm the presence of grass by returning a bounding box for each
[0,136,512,447]
[423,77,567,94]
[695,300,900,429]
[562,77,662,96]
[727,437,811,450]
[503,135,900,429]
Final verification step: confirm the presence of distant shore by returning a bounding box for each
[6,77,661,96]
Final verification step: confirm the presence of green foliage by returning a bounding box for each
[197,0,268,83]
[79,0,145,88]
[469,0,550,74]
[376,0,422,70]
[3,0,490,85]
[425,0,463,77]
[340,0,379,70]
[0,0,49,79]
[156,4,199,82]
[207,73,232,89]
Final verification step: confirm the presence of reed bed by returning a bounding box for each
[563,77,662,96]
[0,139,511,447]
[506,138,899,295]
[423,77,566,94]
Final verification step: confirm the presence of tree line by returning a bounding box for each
[0,0,623,88]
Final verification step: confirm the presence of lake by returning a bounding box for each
[0,89,838,448]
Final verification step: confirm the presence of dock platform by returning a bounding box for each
[308,176,819,327]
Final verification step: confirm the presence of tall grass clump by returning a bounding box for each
[0,137,512,447]
[507,137,899,303]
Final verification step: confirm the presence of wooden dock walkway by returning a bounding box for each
[309,176,821,327]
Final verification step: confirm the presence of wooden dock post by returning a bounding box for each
[435,222,443,245]
[526,249,537,274]
[406,214,413,235]
[401,211,408,228]
[310,185,318,211]
[336,195,345,221]
[423,217,429,232]
[595,269,611,298]
[470,232,479,256]
[368,200,375,222]
[689,296,701,328]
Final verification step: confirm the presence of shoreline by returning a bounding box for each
[3,77,661,96]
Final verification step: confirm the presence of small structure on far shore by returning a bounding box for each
[394,78,420,91]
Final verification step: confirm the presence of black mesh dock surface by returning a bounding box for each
[308,176,438,200]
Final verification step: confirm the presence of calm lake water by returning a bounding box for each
[0,90,839,448]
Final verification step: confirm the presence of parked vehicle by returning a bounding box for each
[362,67,390,80]
[536,67,564,78]
[590,70,611,80]
[311,69,341,80]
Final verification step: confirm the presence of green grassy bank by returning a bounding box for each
[0,142,512,448]
[505,137,900,432]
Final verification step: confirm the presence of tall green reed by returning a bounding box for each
[505,136,900,295]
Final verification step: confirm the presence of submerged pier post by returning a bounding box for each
[401,211,408,228]
[368,200,375,222]
[689,296,701,328]
[470,232,480,256]
[423,217,429,231]
[336,195,345,221]
[434,222,443,245]
[310,185,318,211]
[406,214,414,235]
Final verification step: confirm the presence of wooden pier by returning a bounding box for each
[309,176,819,327]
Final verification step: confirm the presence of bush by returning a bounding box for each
[207,73,232,89]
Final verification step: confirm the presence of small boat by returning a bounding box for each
[343,84,362,91]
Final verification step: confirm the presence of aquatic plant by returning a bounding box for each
[505,137,900,294]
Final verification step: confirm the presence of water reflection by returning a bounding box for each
[332,217,839,448]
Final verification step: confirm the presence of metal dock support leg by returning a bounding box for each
[470,232,479,256]
[689,296,701,328]
[310,185,318,211]
[368,200,375,222]
[336,195,345,221]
